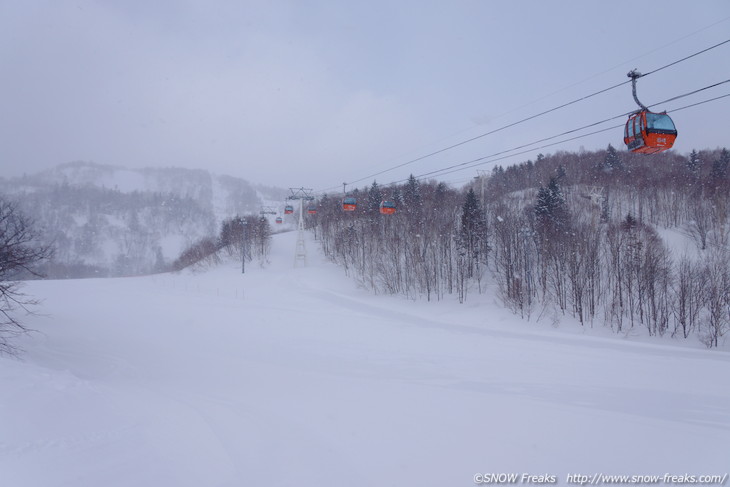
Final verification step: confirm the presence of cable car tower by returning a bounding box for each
[287,187,314,267]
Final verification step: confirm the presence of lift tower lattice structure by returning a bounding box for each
[287,187,314,268]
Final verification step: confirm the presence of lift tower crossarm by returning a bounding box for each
[287,187,315,201]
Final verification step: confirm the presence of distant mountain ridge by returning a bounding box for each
[0,161,288,278]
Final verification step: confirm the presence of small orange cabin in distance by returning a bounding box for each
[275,216,283,224]
[284,205,294,215]
[342,197,357,211]
[307,205,317,215]
[379,200,396,215]
[624,110,677,154]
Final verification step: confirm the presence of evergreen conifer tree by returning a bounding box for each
[367,181,382,214]
[403,174,422,210]
[686,149,700,177]
[458,188,485,279]
[461,188,482,237]
[710,148,729,182]
[604,144,622,172]
[534,177,568,230]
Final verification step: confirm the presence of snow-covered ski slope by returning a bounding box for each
[2,231,729,487]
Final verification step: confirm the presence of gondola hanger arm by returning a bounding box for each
[627,69,649,112]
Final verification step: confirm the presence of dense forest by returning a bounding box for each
[309,146,730,347]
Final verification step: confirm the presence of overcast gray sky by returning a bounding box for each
[1,1,728,190]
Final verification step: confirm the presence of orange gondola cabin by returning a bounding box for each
[307,205,317,215]
[275,216,283,224]
[624,110,677,154]
[342,197,357,211]
[284,205,294,215]
[379,200,396,215]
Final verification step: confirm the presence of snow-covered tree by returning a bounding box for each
[534,176,568,231]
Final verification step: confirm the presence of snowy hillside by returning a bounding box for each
[2,231,728,487]
[0,161,289,277]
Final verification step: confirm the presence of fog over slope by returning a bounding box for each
[0,161,287,277]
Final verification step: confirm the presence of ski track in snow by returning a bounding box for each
[2,230,729,487]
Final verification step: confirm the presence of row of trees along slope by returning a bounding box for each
[311,146,730,347]
[171,215,273,272]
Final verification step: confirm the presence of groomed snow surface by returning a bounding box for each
[2,231,729,487]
